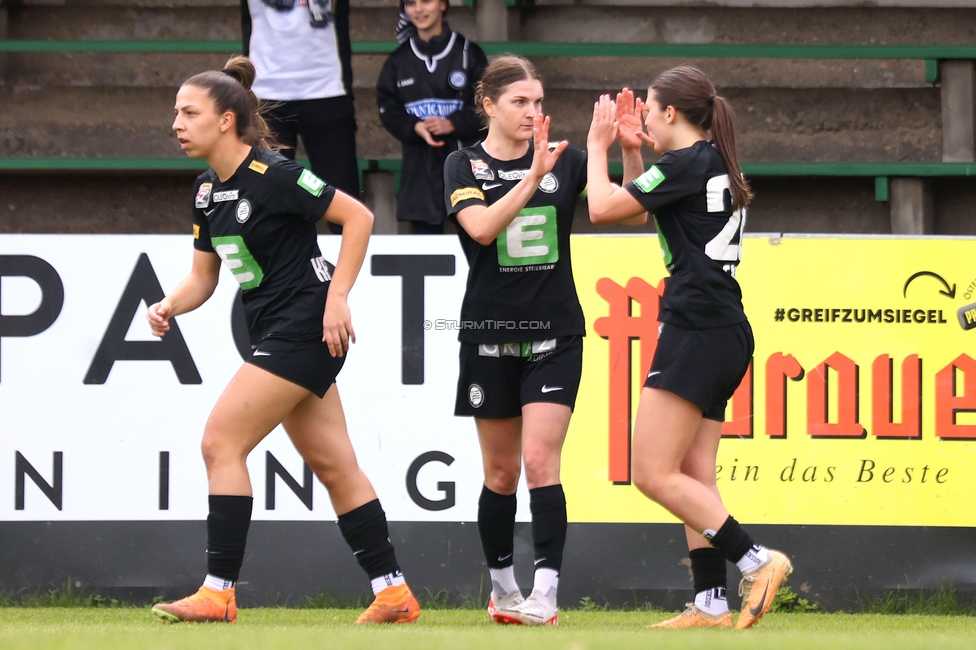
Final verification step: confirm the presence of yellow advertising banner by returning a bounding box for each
[565,235,976,526]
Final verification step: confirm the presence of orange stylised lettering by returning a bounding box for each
[765,353,804,438]
[594,277,665,484]
[807,352,865,438]
[935,354,976,439]
[872,354,921,439]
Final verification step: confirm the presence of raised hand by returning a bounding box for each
[530,113,568,179]
[615,88,645,152]
[634,97,656,150]
[586,94,617,152]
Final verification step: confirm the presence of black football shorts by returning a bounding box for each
[455,335,583,418]
[246,336,346,398]
[644,320,754,421]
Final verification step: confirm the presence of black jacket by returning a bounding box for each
[377,25,488,224]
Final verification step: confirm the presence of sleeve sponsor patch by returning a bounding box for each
[297,169,326,197]
[248,160,269,174]
[633,165,666,193]
[450,187,485,206]
[470,159,494,181]
[193,223,200,239]
[195,183,212,208]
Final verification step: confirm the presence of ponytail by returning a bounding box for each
[651,66,753,210]
[182,55,281,151]
[710,95,752,211]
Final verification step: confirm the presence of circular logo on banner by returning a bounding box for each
[539,173,558,193]
[468,384,484,408]
[236,199,251,223]
[449,70,467,89]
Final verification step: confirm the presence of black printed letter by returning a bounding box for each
[371,255,455,385]
[0,255,64,382]
[84,253,201,384]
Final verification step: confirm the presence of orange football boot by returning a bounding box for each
[355,584,421,624]
[151,586,236,624]
[649,604,733,629]
[736,550,793,629]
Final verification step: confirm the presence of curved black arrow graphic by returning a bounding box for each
[903,271,956,298]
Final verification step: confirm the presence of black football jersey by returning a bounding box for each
[444,142,587,344]
[625,140,747,329]
[191,147,336,345]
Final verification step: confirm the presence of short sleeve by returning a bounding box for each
[268,159,337,223]
[191,176,214,253]
[443,151,487,215]
[575,147,588,198]
[624,150,698,214]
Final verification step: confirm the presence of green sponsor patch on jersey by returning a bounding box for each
[297,169,326,197]
[212,235,265,290]
[633,165,665,193]
[496,206,559,267]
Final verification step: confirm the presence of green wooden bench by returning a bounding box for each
[6,40,976,83]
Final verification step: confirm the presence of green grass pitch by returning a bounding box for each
[2,609,975,650]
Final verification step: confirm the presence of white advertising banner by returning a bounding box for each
[5,234,974,529]
[0,235,500,522]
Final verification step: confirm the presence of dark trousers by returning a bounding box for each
[263,95,359,235]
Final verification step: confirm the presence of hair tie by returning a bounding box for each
[221,68,241,83]
[708,94,716,104]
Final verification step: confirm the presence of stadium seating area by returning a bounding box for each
[1,0,974,235]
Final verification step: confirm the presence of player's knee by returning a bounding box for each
[200,432,229,468]
[631,464,669,501]
[312,461,353,491]
[200,426,244,468]
[484,463,520,494]
[522,453,558,489]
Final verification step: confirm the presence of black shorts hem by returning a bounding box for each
[246,337,346,399]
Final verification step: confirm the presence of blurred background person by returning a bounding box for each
[377,0,487,234]
[242,0,357,234]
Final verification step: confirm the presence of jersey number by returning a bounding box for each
[496,206,559,267]
[703,175,746,268]
[211,236,265,290]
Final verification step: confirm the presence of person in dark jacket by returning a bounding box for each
[376,0,488,234]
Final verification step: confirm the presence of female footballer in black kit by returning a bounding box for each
[147,56,420,625]
[586,67,792,630]
[443,55,586,627]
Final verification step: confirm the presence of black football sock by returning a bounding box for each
[690,547,728,594]
[529,484,567,573]
[478,485,517,569]
[206,495,253,583]
[707,515,768,573]
[337,499,401,583]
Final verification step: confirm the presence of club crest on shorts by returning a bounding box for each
[236,199,251,223]
[468,384,484,408]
